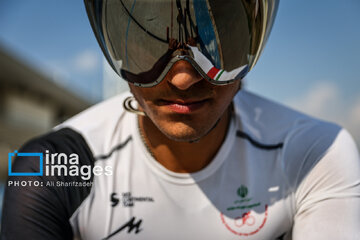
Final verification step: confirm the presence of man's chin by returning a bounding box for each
[156,122,214,143]
[163,132,201,143]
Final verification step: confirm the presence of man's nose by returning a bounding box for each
[167,60,203,90]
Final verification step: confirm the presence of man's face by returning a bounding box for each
[129,60,240,142]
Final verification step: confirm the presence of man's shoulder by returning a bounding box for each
[234,90,359,189]
[233,90,341,145]
[58,91,132,129]
[54,91,134,157]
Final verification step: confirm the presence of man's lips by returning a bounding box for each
[158,98,210,114]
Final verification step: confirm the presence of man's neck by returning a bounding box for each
[138,108,231,173]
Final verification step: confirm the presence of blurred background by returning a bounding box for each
[0,0,359,222]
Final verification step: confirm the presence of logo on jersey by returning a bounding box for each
[110,192,154,207]
[111,193,120,207]
[103,217,143,239]
[237,185,248,198]
[220,185,268,237]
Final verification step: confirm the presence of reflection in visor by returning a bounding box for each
[188,45,248,81]
[193,0,221,69]
[85,0,279,87]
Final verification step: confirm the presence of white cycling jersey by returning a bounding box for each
[2,90,359,240]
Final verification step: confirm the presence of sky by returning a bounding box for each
[0,0,359,146]
[246,0,360,146]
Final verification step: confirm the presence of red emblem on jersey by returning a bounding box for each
[220,185,268,236]
[220,205,268,236]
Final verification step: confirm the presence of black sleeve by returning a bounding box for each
[1,128,95,240]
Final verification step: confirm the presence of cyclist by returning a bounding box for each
[2,0,359,239]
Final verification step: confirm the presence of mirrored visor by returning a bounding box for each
[85,0,279,86]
